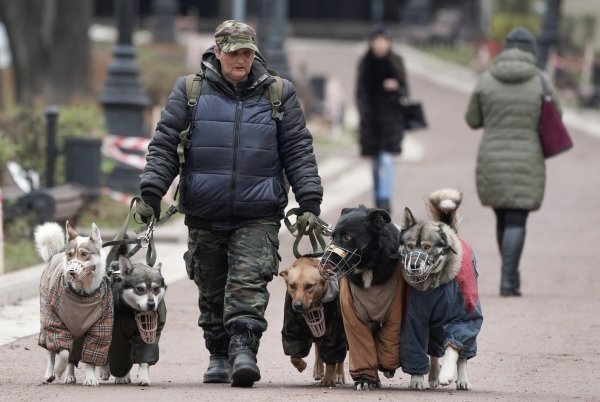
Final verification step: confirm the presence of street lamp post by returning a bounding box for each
[257,0,290,79]
[538,0,562,69]
[153,0,177,43]
[99,0,149,194]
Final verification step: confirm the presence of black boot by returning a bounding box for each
[203,329,230,383]
[229,320,261,387]
[500,227,525,297]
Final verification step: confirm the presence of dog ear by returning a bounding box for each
[154,262,162,273]
[279,266,290,279]
[401,207,417,230]
[340,207,354,216]
[118,255,134,275]
[367,209,391,231]
[89,222,102,244]
[65,220,78,241]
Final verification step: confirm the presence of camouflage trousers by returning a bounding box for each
[184,219,281,335]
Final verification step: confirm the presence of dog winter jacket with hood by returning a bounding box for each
[340,267,405,383]
[108,299,167,377]
[400,240,483,375]
[281,280,346,364]
[39,254,114,367]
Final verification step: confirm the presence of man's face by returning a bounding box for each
[215,46,255,85]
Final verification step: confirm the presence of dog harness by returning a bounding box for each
[400,239,483,375]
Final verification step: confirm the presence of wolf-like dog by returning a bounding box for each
[399,189,483,391]
[319,206,405,390]
[35,221,113,386]
[104,254,167,386]
[279,256,346,386]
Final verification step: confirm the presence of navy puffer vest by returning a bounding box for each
[178,63,287,220]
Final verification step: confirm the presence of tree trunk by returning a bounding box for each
[0,0,92,105]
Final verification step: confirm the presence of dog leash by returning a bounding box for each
[103,196,158,267]
[284,208,333,258]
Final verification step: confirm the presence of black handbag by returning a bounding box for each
[402,101,428,130]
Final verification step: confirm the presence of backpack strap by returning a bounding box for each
[186,72,204,107]
[178,71,204,165]
[268,75,284,121]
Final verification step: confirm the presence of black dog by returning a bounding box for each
[319,206,405,390]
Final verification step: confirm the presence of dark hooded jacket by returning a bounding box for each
[140,48,322,230]
[356,50,408,157]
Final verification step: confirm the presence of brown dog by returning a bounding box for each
[279,257,346,386]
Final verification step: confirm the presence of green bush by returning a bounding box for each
[0,103,105,187]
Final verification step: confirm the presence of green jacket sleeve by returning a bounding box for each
[465,79,484,129]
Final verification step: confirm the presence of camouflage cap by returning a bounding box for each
[215,20,259,53]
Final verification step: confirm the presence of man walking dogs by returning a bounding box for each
[137,20,323,387]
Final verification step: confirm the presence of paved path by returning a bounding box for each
[1,36,600,401]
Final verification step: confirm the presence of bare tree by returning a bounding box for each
[0,0,92,105]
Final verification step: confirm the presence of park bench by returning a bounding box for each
[2,182,85,234]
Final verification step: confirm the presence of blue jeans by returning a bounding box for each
[372,152,395,202]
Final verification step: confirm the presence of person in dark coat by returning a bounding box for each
[136,20,323,388]
[356,28,409,213]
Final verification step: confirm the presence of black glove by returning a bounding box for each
[296,200,321,217]
[137,193,161,223]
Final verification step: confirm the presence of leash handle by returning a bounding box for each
[284,208,332,258]
[104,196,157,268]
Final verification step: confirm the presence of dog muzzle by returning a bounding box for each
[67,260,94,281]
[135,311,158,344]
[400,248,439,285]
[303,305,326,338]
[319,244,361,280]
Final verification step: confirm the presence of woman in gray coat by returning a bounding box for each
[465,27,561,297]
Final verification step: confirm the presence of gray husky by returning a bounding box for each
[104,254,167,386]
[399,189,483,391]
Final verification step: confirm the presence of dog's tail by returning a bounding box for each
[34,222,66,262]
[426,188,462,232]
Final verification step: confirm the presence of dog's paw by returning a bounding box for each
[64,364,76,384]
[114,373,131,384]
[99,365,110,381]
[409,374,426,390]
[456,379,472,390]
[354,379,380,391]
[43,372,55,383]
[137,363,150,386]
[456,357,471,390]
[82,375,99,386]
[290,357,307,373]
[334,372,345,385]
[319,364,338,387]
[429,377,439,389]
[437,366,456,386]
[319,375,335,387]
[313,362,324,381]
[82,364,99,386]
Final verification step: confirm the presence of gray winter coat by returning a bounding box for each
[465,48,561,211]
